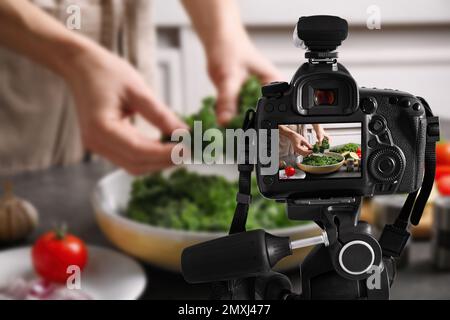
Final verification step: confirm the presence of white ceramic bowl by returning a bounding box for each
[92,166,320,272]
[297,152,345,174]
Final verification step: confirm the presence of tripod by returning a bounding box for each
[206,197,393,300]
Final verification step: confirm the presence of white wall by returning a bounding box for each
[304,123,361,146]
[152,0,450,119]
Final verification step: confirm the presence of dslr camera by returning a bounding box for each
[182,16,439,300]
[256,15,430,201]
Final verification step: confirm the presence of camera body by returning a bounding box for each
[255,17,427,201]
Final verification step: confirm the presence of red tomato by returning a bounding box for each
[436,143,450,166]
[285,166,296,177]
[356,147,362,158]
[436,166,450,181]
[32,231,88,283]
[437,175,450,196]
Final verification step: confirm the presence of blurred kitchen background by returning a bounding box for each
[1,0,450,300]
[152,0,450,121]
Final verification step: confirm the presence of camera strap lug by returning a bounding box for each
[426,116,440,143]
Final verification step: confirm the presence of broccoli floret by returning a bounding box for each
[313,143,320,153]
[321,137,330,150]
[312,137,330,154]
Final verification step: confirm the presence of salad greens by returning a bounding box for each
[302,154,341,166]
[125,168,304,231]
[180,76,262,159]
[330,143,360,154]
[183,76,261,131]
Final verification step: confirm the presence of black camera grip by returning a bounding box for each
[181,230,291,284]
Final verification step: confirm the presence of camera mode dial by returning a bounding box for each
[368,147,405,183]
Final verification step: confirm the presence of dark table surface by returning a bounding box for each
[1,161,449,300]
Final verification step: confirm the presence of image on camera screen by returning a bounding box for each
[278,122,362,180]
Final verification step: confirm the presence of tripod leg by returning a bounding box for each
[254,272,295,300]
[300,245,362,299]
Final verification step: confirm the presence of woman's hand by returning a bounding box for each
[0,0,188,175]
[313,125,331,145]
[289,132,313,157]
[182,0,283,125]
[63,45,188,175]
[207,34,282,125]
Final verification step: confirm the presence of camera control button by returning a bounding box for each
[412,103,421,111]
[368,139,378,149]
[263,176,274,185]
[262,81,290,97]
[389,96,399,105]
[378,132,392,145]
[373,120,384,131]
[378,157,396,175]
[369,118,385,134]
[400,99,411,108]
[264,103,274,112]
[278,104,287,112]
[360,97,377,114]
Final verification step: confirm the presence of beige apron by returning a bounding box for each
[0,0,156,175]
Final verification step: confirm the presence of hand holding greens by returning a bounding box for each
[312,137,330,154]
[175,77,262,159]
[183,76,261,131]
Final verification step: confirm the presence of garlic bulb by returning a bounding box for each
[0,182,39,242]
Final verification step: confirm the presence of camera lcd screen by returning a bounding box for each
[278,122,362,180]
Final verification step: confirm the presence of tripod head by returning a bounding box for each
[182,197,378,282]
[182,196,390,299]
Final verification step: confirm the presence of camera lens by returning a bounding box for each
[314,89,336,105]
